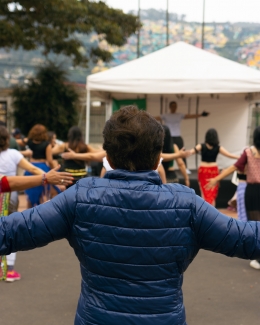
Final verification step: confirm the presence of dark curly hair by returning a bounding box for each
[0,126,9,152]
[253,126,260,150]
[205,128,219,147]
[103,106,164,171]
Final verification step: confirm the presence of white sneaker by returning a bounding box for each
[186,169,191,175]
[249,260,260,270]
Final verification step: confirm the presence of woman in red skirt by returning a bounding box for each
[189,128,239,206]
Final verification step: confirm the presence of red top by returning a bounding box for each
[234,148,260,183]
[234,150,247,172]
[0,175,11,193]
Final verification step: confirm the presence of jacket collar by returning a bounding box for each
[103,169,162,185]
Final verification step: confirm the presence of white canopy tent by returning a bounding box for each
[86,42,260,169]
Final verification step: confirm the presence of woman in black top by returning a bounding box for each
[19,124,57,207]
[52,126,101,187]
[189,128,239,206]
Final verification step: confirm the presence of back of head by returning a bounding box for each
[103,106,164,171]
[205,128,219,147]
[28,124,48,142]
[253,126,260,150]
[0,125,9,152]
[68,126,85,152]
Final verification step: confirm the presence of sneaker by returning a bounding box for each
[186,169,192,175]
[249,260,260,270]
[5,270,21,282]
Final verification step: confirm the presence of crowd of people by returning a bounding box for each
[1,100,260,283]
[0,106,260,325]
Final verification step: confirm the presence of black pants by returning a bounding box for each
[245,183,260,262]
[171,136,187,167]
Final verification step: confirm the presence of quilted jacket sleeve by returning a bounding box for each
[192,195,260,260]
[0,185,77,255]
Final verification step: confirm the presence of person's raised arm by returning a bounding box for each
[205,165,237,190]
[184,111,209,119]
[62,149,106,162]
[16,137,28,146]
[86,144,103,153]
[18,158,44,175]
[219,146,240,160]
[161,148,191,161]
[192,195,260,260]
[6,166,73,191]
[0,185,77,255]
[45,143,56,168]
[189,144,202,156]
[52,142,66,155]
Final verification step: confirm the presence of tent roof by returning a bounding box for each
[87,42,260,94]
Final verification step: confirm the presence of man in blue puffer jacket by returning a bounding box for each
[1,106,260,325]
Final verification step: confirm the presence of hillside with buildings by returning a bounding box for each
[1,9,260,86]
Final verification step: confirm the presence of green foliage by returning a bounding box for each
[0,0,140,66]
[12,63,79,140]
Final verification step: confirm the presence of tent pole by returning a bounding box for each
[201,0,206,49]
[86,89,91,144]
[195,96,200,169]
[137,0,141,58]
[160,95,163,114]
[166,0,169,46]
[188,97,191,114]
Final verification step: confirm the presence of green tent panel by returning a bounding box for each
[112,98,146,112]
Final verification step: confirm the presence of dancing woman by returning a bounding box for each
[189,128,239,205]
[206,126,260,269]
[19,124,58,207]
[52,126,102,186]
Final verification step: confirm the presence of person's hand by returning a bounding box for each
[179,148,192,158]
[201,111,209,117]
[61,148,76,160]
[21,149,33,158]
[46,165,74,186]
[185,178,190,187]
[205,178,218,190]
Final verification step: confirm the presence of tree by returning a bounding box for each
[12,63,79,140]
[0,0,140,66]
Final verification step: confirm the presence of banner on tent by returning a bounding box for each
[112,98,146,112]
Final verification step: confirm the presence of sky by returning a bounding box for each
[103,0,260,23]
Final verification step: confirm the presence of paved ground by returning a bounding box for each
[0,195,259,324]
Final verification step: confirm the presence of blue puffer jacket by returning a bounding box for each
[1,170,260,325]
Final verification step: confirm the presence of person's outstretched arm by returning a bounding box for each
[0,185,77,255]
[62,149,106,162]
[205,165,237,189]
[161,148,191,161]
[5,166,73,191]
[219,146,240,159]
[193,195,260,260]
[184,112,209,119]
[188,144,202,156]
[206,150,246,189]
